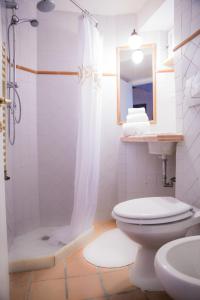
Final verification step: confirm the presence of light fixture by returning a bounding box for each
[131,50,144,64]
[128,29,143,49]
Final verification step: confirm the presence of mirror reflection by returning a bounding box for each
[117,44,156,124]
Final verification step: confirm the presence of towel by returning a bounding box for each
[123,121,150,137]
[126,113,149,123]
[128,107,145,114]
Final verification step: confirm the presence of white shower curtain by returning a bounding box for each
[50,16,103,245]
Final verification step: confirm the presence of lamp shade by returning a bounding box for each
[128,29,143,49]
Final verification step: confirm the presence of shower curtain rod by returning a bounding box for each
[69,0,98,26]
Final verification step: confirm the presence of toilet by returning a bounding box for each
[112,197,200,291]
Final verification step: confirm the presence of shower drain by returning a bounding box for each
[41,235,50,241]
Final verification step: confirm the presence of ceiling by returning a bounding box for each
[120,48,152,83]
[53,0,149,15]
[141,0,174,31]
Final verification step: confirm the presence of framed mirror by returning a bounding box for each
[117,44,157,125]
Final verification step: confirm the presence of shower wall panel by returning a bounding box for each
[37,12,80,226]
[5,0,39,238]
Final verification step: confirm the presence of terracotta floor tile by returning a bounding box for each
[10,285,28,300]
[101,269,134,295]
[102,220,116,230]
[29,279,66,300]
[32,261,65,282]
[67,274,104,300]
[110,289,146,300]
[91,298,107,300]
[94,221,108,229]
[145,291,173,300]
[10,271,32,286]
[67,253,97,277]
[98,266,129,273]
[10,271,32,300]
[94,221,116,233]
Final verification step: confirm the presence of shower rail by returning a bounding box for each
[69,0,98,27]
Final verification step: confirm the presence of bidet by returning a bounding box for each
[155,235,200,300]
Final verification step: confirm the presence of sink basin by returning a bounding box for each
[148,142,176,155]
[155,236,200,300]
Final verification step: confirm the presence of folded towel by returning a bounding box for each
[126,113,149,123]
[128,107,145,114]
[123,121,150,137]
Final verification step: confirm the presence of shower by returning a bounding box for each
[2,0,100,272]
[6,1,39,145]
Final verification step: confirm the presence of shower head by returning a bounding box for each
[10,15,39,27]
[37,0,55,12]
[30,19,39,27]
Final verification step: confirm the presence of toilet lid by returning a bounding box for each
[112,210,194,225]
[113,197,192,220]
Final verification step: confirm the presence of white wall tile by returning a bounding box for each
[175,0,200,208]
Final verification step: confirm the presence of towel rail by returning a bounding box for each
[1,44,10,180]
[173,29,200,52]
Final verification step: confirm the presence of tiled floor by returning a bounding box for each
[10,221,172,300]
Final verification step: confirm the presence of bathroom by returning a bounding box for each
[0,0,200,299]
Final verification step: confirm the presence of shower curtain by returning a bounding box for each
[50,16,103,245]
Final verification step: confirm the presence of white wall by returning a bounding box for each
[174,0,200,208]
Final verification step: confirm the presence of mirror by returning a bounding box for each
[117,44,157,125]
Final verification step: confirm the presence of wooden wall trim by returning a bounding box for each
[16,65,116,77]
[103,72,116,77]
[173,29,200,52]
[157,68,175,73]
[16,65,37,74]
[37,70,79,76]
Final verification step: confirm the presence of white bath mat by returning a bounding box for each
[83,228,140,268]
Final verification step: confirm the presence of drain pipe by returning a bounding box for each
[161,155,176,188]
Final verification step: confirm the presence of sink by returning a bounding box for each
[148,142,176,156]
[155,236,200,300]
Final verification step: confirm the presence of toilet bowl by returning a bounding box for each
[112,197,200,291]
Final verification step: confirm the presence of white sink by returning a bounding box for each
[155,236,200,300]
[148,142,176,156]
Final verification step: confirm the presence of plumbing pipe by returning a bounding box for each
[161,155,175,188]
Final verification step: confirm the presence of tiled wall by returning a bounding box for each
[175,0,200,208]
[3,0,40,241]
[37,11,80,227]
